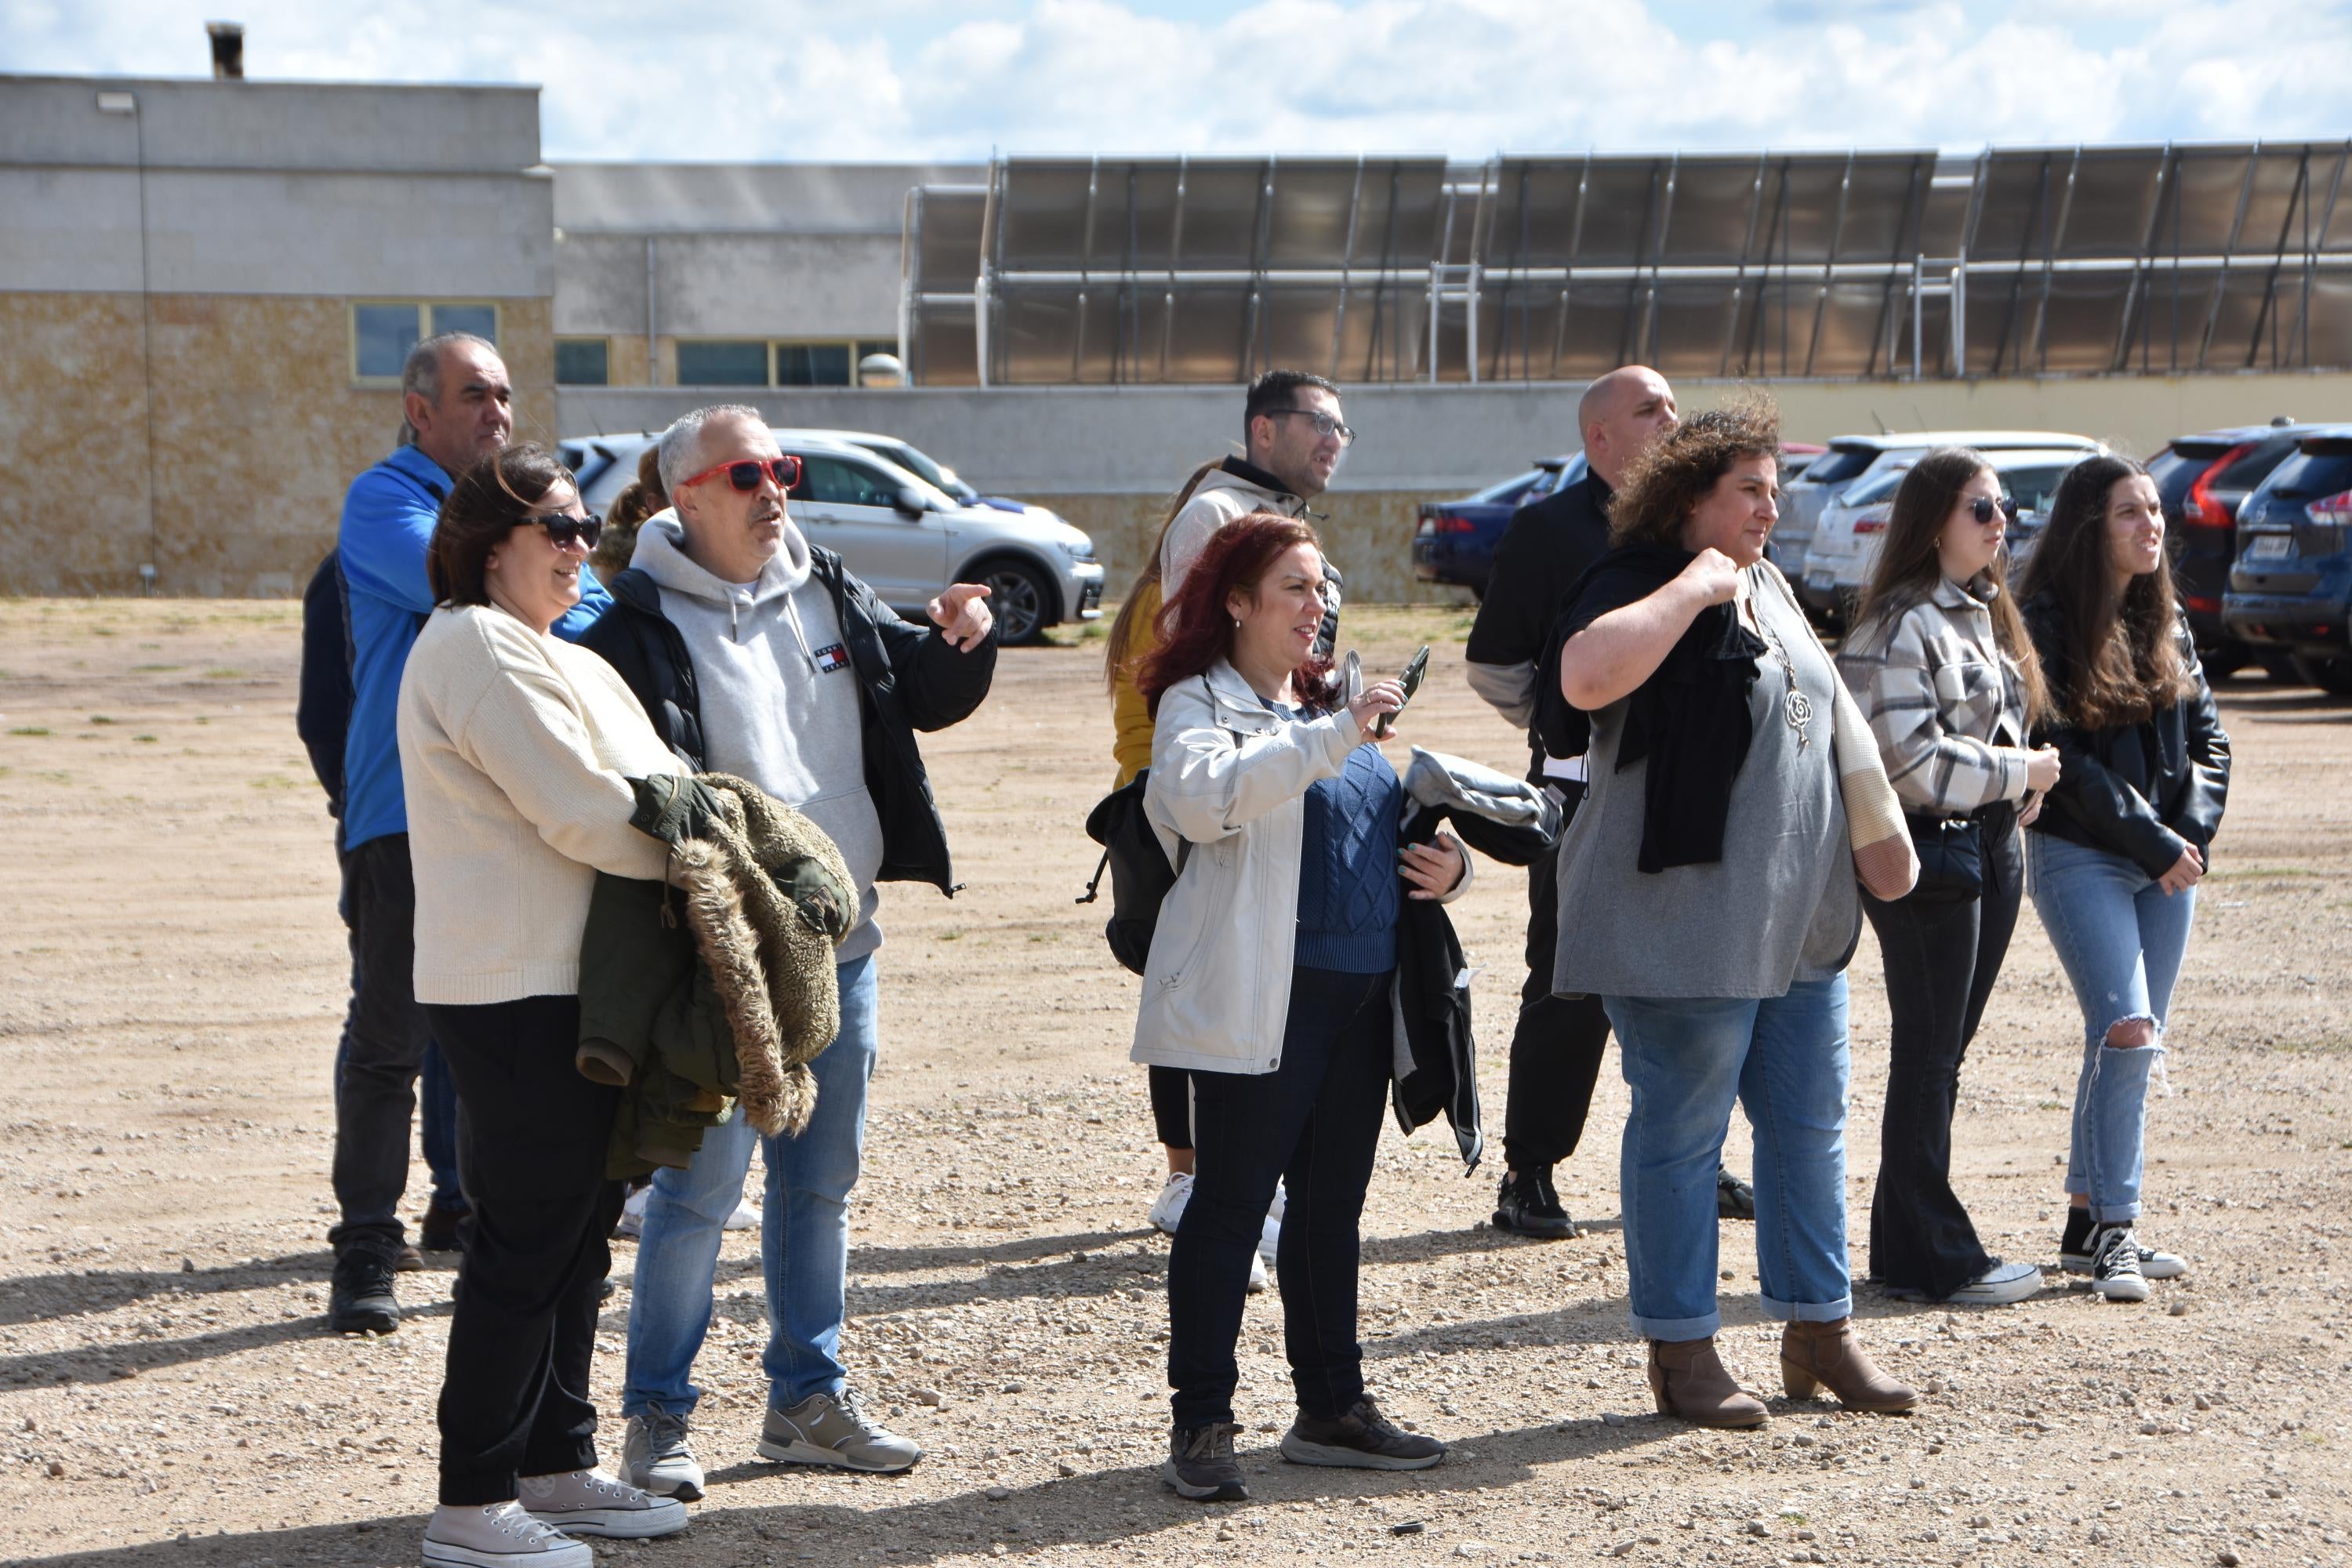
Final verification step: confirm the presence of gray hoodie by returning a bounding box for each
[630,512,885,961]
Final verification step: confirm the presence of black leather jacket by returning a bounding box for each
[2023,597,2231,878]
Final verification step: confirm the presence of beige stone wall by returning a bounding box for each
[1045,488,1475,606]
[0,292,555,597]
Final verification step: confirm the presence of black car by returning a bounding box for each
[2223,425,2352,696]
[2146,419,2302,676]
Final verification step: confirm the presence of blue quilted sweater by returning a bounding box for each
[1294,741,1403,973]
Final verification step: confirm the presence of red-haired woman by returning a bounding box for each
[1134,512,1468,1504]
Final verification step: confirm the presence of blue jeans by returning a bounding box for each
[622,954,879,1416]
[2027,833,2198,1223]
[1605,976,1853,1340]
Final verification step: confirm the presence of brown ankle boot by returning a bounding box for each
[1646,1337,1768,1428]
[1780,1319,1919,1412]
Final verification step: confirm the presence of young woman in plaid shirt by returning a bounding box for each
[1838,448,2063,1305]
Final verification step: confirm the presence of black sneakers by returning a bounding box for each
[1280,1396,1446,1471]
[1715,1167,1757,1221]
[1164,1422,1247,1501]
[328,1250,400,1334]
[1494,1167,1575,1238]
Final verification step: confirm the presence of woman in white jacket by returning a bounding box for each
[1134,512,1468,1504]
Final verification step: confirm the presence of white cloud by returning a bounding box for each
[1,0,2343,159]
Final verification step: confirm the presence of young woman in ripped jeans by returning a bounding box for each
[2016,454,2231,1302]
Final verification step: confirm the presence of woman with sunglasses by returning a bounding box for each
[1836,449,2062,1307]
[398,443,692,1568]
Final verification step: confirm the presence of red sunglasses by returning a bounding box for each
[678,455,802,493]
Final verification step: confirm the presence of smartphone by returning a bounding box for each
[1374,644,1430,739]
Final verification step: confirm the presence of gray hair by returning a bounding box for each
[396,332,499,446]
[657,404,767,494]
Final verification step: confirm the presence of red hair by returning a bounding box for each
[1139,512,1333,716]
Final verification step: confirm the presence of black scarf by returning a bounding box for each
[1560,544,1766,873]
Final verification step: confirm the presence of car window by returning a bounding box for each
[797,454,903,508]
[1801,448,1878,486]
[2215,438,2296,492]
[860,439,953,492]
[2258,445,2352,505]
[1466,470,1544,505]
[1998,465,2069,514]
[1843,464,1913,506]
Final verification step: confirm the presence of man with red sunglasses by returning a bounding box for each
[579,405,995,1497]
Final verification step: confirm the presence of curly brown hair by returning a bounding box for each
[1606,395,1781,549]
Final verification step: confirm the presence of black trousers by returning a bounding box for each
[1863,808,2024,1300]
[1503,785,1612,1174]
[424,994,625,1506]
[1168,967,1392,1428]
[330,833,434,1258]
[1149,1065,1192,1149]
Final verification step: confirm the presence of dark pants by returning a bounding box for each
[1149,1066,1192,1150]
[424,994,625,1506]
[1168,966,1393,1428]
[1504,785,1612,1174]
[330,834,436,1258]
[1864,808,2024,1300]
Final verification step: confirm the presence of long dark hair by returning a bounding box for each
[1103,459,1223,692]
[591,445,667,576]
[1853,446,2048,725]
[2015,453,2190,730]
[428,443,570,606]
[1607,395,1780,547]
[1138,513,1332,716]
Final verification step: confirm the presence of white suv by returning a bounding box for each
[557,430,1103,645]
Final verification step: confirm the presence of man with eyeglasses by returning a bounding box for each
[1465,365,1755,1240]
[579,405,995,1500]
[324,332,612,1337]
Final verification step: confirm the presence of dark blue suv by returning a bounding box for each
[2224,426,2352,696]
[2146,420,2303,677]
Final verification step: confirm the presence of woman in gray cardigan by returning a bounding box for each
[1554,402,1916,1431]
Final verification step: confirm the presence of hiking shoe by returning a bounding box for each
[1716,1167,1757,1221]
[1493,1167,1575,1238]
[1164,1421,1247,1501]
[1279,1396,1446,1471]
[422,1501,591,1567]
[328,1250,399,1334]
[517,1468,688,1539]
[613,1184,649,1241]
[620,1406,703,1502]
[2060,1210,2184,1280]
[421,1197,469,1253]
[394,1243,425,1273]
[757,1388,921,1473]
[1944,1259,2045,1306]
[2088,1225,2152,1302]
[1149,1171,1194,1236]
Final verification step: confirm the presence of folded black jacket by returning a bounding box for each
[2022,597,2231,878]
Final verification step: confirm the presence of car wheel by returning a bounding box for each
[2198,641,2250,680]
[2292,653,2352,698]
[974,557,1054,646]
[2258,648,2303,681]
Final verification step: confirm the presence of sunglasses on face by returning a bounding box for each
[1969,495,2020,525]
[679,455,803,493]
[522,512,604,550]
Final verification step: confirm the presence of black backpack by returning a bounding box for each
[1076,771,1187,975]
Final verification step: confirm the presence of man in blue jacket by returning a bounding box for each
[328,331,610,1334]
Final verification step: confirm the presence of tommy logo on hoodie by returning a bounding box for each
[812,642,851,674]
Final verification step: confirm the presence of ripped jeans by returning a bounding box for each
[2027,833,2198,1224]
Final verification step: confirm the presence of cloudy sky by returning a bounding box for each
[4,0,2347,162]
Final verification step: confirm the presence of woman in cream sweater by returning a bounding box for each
[397,443,690,1568]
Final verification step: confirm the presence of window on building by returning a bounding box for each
[677,339,772,386]
[556,338,611,386]
[776,342,854,387]
[351,302,500,381]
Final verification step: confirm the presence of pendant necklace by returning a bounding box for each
[1751,608,1813,750]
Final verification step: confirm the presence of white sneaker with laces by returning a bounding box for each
[517,1468,689,1540]
[423,1501,593,1567]
[613,1185,649,1240]
[724,1195,760,1231]
[2089,1225,2153,1302]
[1149,1171,1194,1236]
[1945,1258,2044,1305]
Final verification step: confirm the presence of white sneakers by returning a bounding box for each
[1946,1259,2045,1305]
[1149,1171,1194,1235]
[423,1501,592,1567]
[614,1183,760,1241]
[517,1468,690,1539]
[2085,1225,2154,1302]
[1149,1170,1276,1291]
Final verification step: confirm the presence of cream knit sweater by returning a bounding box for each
[397,603,682,1005]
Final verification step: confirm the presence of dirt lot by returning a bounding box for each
[2,597,2349,1568]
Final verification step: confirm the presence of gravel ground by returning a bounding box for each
[0,597,2348,1567]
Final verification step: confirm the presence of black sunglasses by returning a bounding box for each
[1969,495,2020,525]
[523,512,604,550]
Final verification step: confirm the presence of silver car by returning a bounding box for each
[558,430,1103,645]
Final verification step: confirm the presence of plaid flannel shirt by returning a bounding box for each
[1837,575,2030,818]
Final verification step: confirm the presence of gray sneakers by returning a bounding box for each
[757,1388,922,1473]
[619,1406,705,1501]
[421,1501,593,1567]
[516,1468,689,1541]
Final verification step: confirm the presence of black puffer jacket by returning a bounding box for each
[2022,597,2231,878]
[578,545,994,896]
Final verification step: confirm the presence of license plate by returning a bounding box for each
[1805,568,1836,593]
[2248,534,2291,559]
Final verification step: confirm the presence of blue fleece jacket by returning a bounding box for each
[336,444,610,851]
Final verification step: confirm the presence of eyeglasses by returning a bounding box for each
[679,455,803,493]
[1265,408,1356,448]
[1968,495,2021,525]
[521,511,604,550]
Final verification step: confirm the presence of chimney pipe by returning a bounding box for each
[206,21,244,80]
